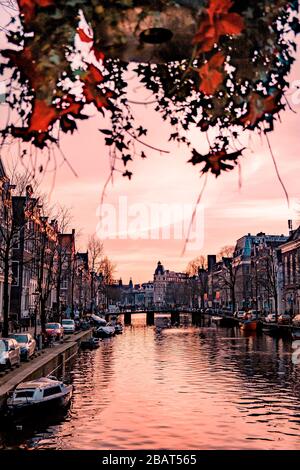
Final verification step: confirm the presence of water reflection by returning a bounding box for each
[1,313,300,449]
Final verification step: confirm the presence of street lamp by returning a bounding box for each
[90,270,95,313]
[32,288,40,341]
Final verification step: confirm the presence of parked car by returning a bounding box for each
[0,338,21,369]
[265,313,276,323]
[61,319,75,334]
[234,310,246,320]
[45,323,64,341]
[278,313,291,325]
[8,333,36,360]
[292,314,300,327]
[245,310,261,320]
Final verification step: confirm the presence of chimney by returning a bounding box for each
[288,220,293,235]
[207,255,216,273]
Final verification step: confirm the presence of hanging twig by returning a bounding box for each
[181,172,208,256]
[55,142,79,178]
[125,130,170,154]
[265,131,289,207]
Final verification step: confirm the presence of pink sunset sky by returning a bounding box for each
[1,8,300,284]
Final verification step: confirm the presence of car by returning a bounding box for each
[292,314,300,327]
[8,333,36,360]
[265,313,276,323]
[61,319,75,334]
[245,310,261,320]
[278,313,291,325]
[0,338,21,369]
[45,322,64,341]
[234,310,246,320]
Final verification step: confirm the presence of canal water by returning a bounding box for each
[1,314,300,450]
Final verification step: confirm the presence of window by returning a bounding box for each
[11,261,19,286]
[46,323,60,329]
[10,335,28,343]
[12,231,20,249]
[0,340,8,352]
[61,276,68,289]
[15,390,34,398]
[43,386,62,397]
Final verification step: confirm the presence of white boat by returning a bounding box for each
[6,377,73,418]
[91,314,107,326]
[94,325,115,338]
[114,323,123,334]
[81,337,101,350]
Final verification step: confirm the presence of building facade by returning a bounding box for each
[0,159,13,328]
[233,232,288,311]
[153,261,188,307]
[279,225,300,316]
[57,230,76,317]
[10,196,59,325]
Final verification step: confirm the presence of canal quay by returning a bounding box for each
[1,313,300,450]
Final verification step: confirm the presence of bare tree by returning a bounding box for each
[35,216,58,335]
[218,257,242,315]
[88,234,104,311]
[99,256,116,285]
[54,207,73,321]
[186,255,207,276]
[252,246,280,320]
[217,245,235,261]
[88,234,104,272]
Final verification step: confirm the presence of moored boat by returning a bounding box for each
[81,337,101,350]
[93,325,115,338]
[6,377,73,418]
[240,320,257,331]
[91,313,107,326]
[114,323,123,334]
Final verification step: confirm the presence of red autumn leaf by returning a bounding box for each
[189,146,244,176]
[93,47,105,62]
[28,100,58,132]
[28,96,83,132]
[82,64,111,110]
[240,92,282,128]
[198,52,225,95]
[77,28,93,43]
[19,0,54,23]
[7,47,44,91]
[193,0,244,53]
